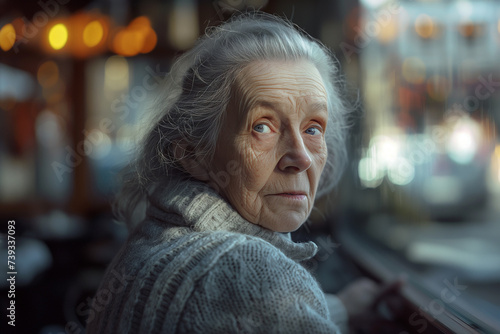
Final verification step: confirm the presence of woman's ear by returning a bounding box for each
[173,142,210,181]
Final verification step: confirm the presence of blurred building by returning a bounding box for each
[0,0,499,333]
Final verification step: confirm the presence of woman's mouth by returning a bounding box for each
[274,192,307,200]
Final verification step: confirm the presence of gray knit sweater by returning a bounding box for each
[86,177,347,333]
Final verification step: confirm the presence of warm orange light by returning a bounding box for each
[70,13,110,58]
[415,14,435,39]
[113,29,143,56]
[130,16,151,29]
[37,61,59,87]
[49,23,68,50]
[83,20,104,47]
[129,16,156,54]
[459,22,481,38]
[140,28,157,53]
[0,24,16,51]
[112,16,157,56]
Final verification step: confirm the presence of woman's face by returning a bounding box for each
[208,60,329,232]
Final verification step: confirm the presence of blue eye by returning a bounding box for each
[254,124,271,134]
[305,127,320,135]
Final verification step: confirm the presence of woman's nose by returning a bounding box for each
[277,131,312,173]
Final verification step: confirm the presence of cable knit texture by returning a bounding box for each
[86,177,347,333]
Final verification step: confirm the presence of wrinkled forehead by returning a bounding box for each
[231,60,328,116]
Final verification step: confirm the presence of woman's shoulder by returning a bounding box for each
[120,227,308,294]
[116,226,289,272]
[88,228,330,334]
[127,218,289,261]
[206,231,316,283]
[176,233,334,334]
[181,230,301,271]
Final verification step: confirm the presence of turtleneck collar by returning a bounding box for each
[146,176,318,262]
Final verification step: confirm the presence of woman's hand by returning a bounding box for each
[337,277,409,333]
[338,277,406,318]
[337,278,381,318]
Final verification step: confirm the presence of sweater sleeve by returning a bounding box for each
[177,238,341,334]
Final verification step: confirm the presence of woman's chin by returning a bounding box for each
[258,211,308,233]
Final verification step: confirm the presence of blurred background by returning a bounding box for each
[0,0,499,333]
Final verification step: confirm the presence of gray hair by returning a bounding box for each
[115,12,353,228]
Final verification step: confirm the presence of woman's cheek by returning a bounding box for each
[251,132,277,150]
[250,133,279,164]
[242,147,269,175]
[305,135,326,153]
[241,142,274,183]
[308,138,328,168]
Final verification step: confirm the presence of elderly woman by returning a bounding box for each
[87,13,384,334]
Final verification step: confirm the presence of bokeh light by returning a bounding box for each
[459,22,482,38]
[369,135,401,169]
[37,61,59,88]
[446,117,481,164]
[388,158,415,186]
[139,27,157,53]
[83,20,104,48]
[113,29,143,57]
[49,23,68,50]
[112,16,157,56]
[0,23,16,51]
[415,14,435,39]
[104,55,129,91]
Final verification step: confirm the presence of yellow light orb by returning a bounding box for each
[49,23,68,50]
[0,23,16,51]
[83,20,104,47]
